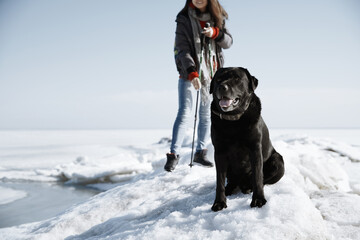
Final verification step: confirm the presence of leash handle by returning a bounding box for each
[204,22,211,44]
[206,22,214,78]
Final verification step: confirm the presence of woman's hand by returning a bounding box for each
[202,27,214,38]
[191,77,201,90]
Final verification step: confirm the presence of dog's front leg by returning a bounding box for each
[250,143,267,208]
[211,153,228,212]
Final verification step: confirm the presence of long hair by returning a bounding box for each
[179,0,228,29]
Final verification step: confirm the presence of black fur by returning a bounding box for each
[210,67,284,212]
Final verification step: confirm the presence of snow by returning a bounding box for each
[0,129,359,240]
[0,186,27,205]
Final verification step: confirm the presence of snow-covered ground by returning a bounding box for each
[0,186,27,205]
[0,129,359,240]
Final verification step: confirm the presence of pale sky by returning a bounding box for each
[0,0,359,129]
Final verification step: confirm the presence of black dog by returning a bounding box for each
[210,67,284,212]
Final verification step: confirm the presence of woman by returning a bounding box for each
[164,0,233,172]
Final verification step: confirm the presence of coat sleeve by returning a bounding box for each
[214,22,233,49]
[175,17,197,76]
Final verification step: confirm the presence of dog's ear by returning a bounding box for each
[250,76,258,91]
[210,72,217,94]
[243,68,258,91]
[210,78,214,94]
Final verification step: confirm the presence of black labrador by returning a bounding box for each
[210,67,284,212]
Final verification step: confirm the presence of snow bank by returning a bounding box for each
[0,169,58,182]
[311,191,360,240]
[0,131,359,240]
[0,167,328,240]
[274,136,351,192]
[0,186,27,205]
[53,153,151,184]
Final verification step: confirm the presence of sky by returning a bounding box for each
[0,0,359,130]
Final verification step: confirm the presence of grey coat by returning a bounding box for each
[174,11,233,79]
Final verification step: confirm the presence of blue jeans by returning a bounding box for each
[170,78,211,155]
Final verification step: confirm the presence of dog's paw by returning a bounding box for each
[211,201,227,212]
[250,197,267,208]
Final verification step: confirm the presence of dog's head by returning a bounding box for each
[210,67,258,113]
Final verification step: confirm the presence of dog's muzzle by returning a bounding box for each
[216,83,239,111]
[219,97,240,111]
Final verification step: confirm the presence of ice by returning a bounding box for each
[0,186,27,205]
[0,129,359,239]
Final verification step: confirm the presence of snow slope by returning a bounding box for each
[0,130,359,240]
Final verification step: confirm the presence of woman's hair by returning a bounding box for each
[179,0,228,29]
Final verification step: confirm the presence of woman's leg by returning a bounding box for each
[170,78,193,154]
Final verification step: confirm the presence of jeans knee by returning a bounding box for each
[175,110,191,124]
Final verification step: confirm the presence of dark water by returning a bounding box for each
[0,182,100,228]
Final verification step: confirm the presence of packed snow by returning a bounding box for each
[0,129,359,240]
[0,186,27,205]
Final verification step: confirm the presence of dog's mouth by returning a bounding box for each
[219,97,240,111]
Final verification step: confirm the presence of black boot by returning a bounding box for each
[194,149,213,167]
[164,153,180,172]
